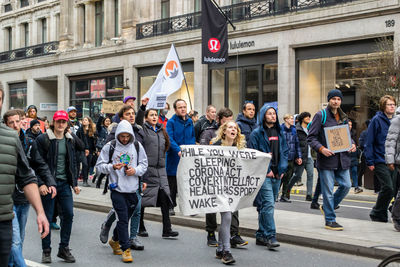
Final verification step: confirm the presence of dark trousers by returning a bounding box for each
[52,199,59,223]
[167,175,177,207]
[205,211,239,235]
[81,154,93,183]
[370,163,397,220]
[42,180,74,250]
[95,173,107,188]
[0,220,12,266]
[357,153,366,187]
[140,189,172,233]
[111,190,138,251]
[312,169,321,204]
[281,160,295,198]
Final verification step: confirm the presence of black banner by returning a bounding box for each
[201,0,228,64]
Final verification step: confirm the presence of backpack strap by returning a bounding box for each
[108,140,117,164]
[134,140,143,196]
[321,109,327,125]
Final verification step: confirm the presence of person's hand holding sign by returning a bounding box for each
[321,147,334,157]
[348,143,356,153]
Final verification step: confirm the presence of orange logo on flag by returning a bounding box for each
[165,60,179,79]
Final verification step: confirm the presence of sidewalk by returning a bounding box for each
[73,183,397,260]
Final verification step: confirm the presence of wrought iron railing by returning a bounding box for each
[0,41,59,64]
[136,0,356,39]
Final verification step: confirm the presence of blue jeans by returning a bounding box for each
[42,180,74,250]
[350,165,358,187]
[288,157,314,196]
[8,204,30,267]
[255,178,281,239]
[319,169,351,222]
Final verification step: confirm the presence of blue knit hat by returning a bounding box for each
[327,89,343,101]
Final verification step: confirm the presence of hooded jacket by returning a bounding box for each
[166,114,195,176]
[248,105,289,176]
[96,120,148,193]
[280,123,302,161]
[236,113,257,145]
[307,106,352,170]
[365,111,392,166]
[385,107,400,165]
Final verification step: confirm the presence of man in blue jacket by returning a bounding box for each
[307,89,356,231]
[249,104,288,249]
[365,95,397,222]
[166,99,195,215]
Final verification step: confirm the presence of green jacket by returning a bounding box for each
[0,123,37,222]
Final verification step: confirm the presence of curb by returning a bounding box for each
[290,188,376,202]
[74,201,392,260]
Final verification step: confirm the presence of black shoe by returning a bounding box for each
[169,208,175,216]
[325,221,344,231]
[305,195,312,201]
[57,247,76,263]
[334,205,340,210]
[310,202,320,210]
[280,196,291,203]
[230,234,248,248]
[42,249,51,263]
[221,251,235,265]
[370,214,388,223]
[138,229,149,237]
[266,236,280,249]
[162,230,179,238]
[215,249,223,259]
[100,222,110,244]
[256,236,268,246]
[207,231,218,247]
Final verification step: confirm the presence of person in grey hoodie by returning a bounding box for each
[384,106,400,231]
[96,120,148,263]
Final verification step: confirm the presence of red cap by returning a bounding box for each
[53,110,69,121]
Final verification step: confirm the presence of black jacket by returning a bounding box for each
[296,123,309,162]
[35,129,81,188]
[26,128,41,140]
[194,115,216,143]
[77,126,97,153]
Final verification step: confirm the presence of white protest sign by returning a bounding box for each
[148,93,168,109]
[177,145,270,216]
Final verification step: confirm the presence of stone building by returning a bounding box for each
[0,0,399,133]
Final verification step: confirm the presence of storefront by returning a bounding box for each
[138,62,194,110]
[208,52,277,116]
[70,70,124,121]
[297,38,391,137]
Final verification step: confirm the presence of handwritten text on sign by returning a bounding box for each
[177,145,270,216]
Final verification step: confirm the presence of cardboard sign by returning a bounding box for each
[177,145,270,216]
[324,124,352,153]
[102,100,123,114]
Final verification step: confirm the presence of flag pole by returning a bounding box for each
[210,0,236,30]
[173,44,193,110]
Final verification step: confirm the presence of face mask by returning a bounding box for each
[161,109,169,116]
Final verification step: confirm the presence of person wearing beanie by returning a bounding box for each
[307,89,356,231]
[112,96,136,123]
[26,119,42,140]
[66,106,80,135]
[26,104,46,133]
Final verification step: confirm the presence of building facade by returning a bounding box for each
[0,0,399,134]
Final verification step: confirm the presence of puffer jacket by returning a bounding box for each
[236,113,257,145]
[385,107,400,165]
[0,124,37,222]
[199,124,219,145]
[141,122,172,207]
[281,123,302,161]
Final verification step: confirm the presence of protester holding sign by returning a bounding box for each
[249,104,288,249]
[166,99,196,215]
[139,109,179,238]
[209,121,246,265]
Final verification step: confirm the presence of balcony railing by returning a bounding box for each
[0,41,59,64]
[136,0,355,39]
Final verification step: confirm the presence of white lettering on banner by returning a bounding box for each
[177,145,270,216]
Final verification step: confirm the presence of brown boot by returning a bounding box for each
[109,239,122,255]
[121,248,133,263]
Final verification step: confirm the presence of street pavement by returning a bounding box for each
[23,208,381,267]
[70,180,400,260]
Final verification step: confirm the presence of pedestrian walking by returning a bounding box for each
[249,104,288,249]
[26,119,42,139]
[194,105,216,143]
[93,115,111,188]
[348,120,362,193]
[307,89,356,230]
[188,110,199,124]
[236,101,257,146]
[26,104,46,132]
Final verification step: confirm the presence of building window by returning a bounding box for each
[95,1,104,47]
[20,0,29,8]
[41,18,47,43]
[4,4,12,12]
[114,0,119,37]
[9,83,27,110]
[161,0,170,19]
[194,0,201,12]
[70,72,123,120]
[24,23,29,47]
[38,0,46,2]
[7,27,12,51]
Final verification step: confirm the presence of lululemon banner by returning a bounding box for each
[177,145,270,216]
[201,0,228,64]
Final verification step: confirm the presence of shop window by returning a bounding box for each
[9,83,27,110]
[211,69,225,112]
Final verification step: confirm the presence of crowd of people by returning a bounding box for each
[1,83,400,266]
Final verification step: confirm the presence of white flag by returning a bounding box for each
[143,44,184,109]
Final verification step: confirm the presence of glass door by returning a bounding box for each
[244,67,261,111]
[228,69,241,116]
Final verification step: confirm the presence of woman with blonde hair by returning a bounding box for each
[77,116,97,187]
[210,121,245,265]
